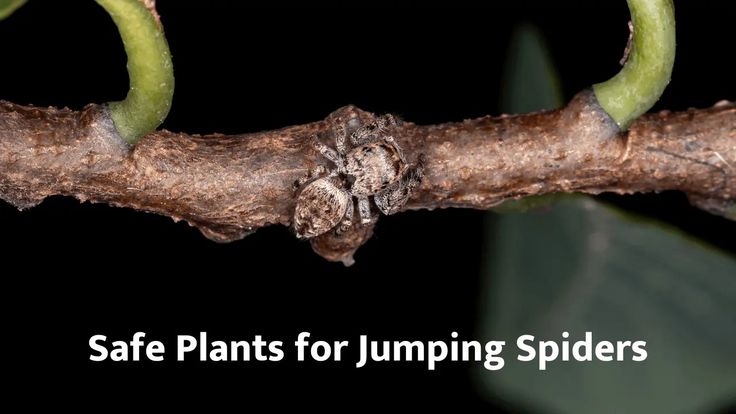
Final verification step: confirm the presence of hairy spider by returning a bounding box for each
[293,114,425,239]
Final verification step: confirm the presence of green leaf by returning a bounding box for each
[477,22,736,414]
[500,23,563,115]
[0,0,26,20]
[476,199,736,413]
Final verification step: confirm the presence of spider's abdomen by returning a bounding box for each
[346,142,403,196]
[293,178,349,238]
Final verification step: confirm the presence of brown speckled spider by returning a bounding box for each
[293,114,425,239]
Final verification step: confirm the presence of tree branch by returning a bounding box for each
[1,90,734,264]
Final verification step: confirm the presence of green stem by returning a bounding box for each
[96,0,174,144]
[593,0,675,130]
[0,0,27,20]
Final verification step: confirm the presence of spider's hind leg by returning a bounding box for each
[383,135,406,163]
[357,196,373,224]
[336,198,355,234]
[374,154,426,215]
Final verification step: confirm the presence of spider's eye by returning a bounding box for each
[346,174,356,186]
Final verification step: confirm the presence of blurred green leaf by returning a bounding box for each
[490,193,562,214]
[477,23,736,414]
[477,199,736,413]
[0,0,26,20]
[500,23,562,114]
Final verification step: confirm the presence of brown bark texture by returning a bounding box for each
[1,90,734,264]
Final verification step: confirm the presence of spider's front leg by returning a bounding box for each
[333,122,348,156]
[350,114,399,146]
[312,137,346,174]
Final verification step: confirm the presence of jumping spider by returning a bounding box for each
[293,114,425,239]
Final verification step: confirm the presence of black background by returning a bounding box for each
[2,1,735,411]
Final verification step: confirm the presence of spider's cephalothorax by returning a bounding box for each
[293,115,425,239]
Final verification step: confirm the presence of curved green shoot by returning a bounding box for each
[593,0,675,130]
[0,0,26,20]
[96,0,174,144]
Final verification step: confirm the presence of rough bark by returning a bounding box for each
[1,90,734,264]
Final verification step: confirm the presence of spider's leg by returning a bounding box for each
[405,154,426,188]
[337,196,354,234]
[383,135,407,164]
[374,154,425,215]
[357,196,373,224]
[333,122,348,156]
[313,138,346,174]
[314,140,340,164]
[350,114,399,146]
[349,123,376,147]
[294,165,327,189]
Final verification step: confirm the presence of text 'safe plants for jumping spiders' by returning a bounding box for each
[293,115,426,239]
